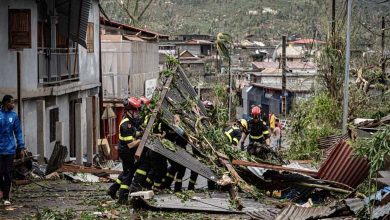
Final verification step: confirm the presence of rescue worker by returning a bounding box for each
[107,97,142,204]
[242,106,270,155]
[0,95,25,206]
[157,118,188,192]
[129,115,170,193]
[224,119,248,148]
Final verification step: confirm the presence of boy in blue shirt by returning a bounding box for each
[0,95,25,205]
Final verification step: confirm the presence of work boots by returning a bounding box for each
[107,183,120,199]
[174,181,182,192]
[118,188,129,204]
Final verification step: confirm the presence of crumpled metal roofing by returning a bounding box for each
[275,205,336,220]
[318,140,369,188]
[343,198,365,214]
[247,209,280,220]
[317,134,347,149]
[373,202,390,219]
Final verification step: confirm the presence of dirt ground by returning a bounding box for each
[0,180,250,220]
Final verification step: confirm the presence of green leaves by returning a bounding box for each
[288,92,342,161]
[354,126,390,174]
[216,33,233,64]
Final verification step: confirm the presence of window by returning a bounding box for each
[87,22,94,53]
[49,108,59,142]
[8,9,31,49]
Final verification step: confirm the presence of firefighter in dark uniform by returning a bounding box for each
[224,119,248,148]
[129,113,169,193]
[157,116,189,192]
[242,106,270,155]
[107,97,142,203]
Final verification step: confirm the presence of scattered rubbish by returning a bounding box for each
[45,172,60,180]
[63,172,100,183]
[57,164,122,174]
[130,190,154,199]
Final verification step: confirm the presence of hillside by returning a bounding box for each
[101,0,390,44]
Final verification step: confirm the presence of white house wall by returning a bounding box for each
[0,0,39,96]
[0,0,100,162]
[79,1,100,85]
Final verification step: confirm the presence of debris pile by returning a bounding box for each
[10,65,389,219]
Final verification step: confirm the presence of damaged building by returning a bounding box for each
[0,0,100,163]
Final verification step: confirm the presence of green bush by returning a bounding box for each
[287,92,342,161]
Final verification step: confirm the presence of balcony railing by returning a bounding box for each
[38,48,79,85]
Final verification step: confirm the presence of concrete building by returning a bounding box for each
[0,0,101,164]
[240,61,317,117]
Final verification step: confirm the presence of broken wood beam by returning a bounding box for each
[135,75,174,160]
[57,164,122,174]
[293,182,353,194]
[217,152,246,209]
[232,160,318,177]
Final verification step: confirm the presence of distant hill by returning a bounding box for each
[101,0,389,45]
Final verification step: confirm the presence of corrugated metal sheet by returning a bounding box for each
[102,41,159,99]
[275,205,336,220]
[317,134,349,149]
[373,202,390,219]
[344,198,365,214]
[246,209,280,220]
[146,137,217,182]
[140,192,279,215]
[318,140,369,188]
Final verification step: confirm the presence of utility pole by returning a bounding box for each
[281,36,287,117]
[332,0,336,43]
[381,16,386,88]
[342,0,352,135]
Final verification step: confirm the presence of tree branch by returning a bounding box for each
[137,0,153,21]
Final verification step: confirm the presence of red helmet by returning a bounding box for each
[139,96,151,106]
[251,106,261,118]
[124,97,141,110]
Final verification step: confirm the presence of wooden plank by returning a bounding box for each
[135,75,174,160]
[218,156,244,210]
[57,164,122,174]
[232,160,318,177]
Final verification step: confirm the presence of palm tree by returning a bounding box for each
[215,33,233,121]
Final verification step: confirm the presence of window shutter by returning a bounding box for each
[87,22,94,53]
[9,9,32,49]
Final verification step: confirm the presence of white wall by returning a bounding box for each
[22,100,37,155]
[79,0,100,85]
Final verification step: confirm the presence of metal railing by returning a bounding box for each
[38,48,79,85]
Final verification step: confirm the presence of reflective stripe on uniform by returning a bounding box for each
[146,178,152,183]
[154,182,161,187]
[263,130,270,135]
[232,138,239,144]
[136,169,147,175]
[166,172,174,179]
[225,129,233,144]
[250,135,263,139]
[119,135,134,141]
[119,118,134,141]
[189,179,196,184]
[115,179,122,184]
[120,184,129,189]
[175,178,182,183]
[143,115,150,127]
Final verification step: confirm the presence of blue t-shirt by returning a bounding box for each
[0,109,25,155]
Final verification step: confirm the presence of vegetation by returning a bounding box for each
[101,0,389,44]
[353,126,390,218]
[287,92,342,161]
